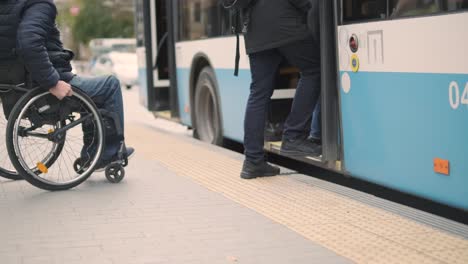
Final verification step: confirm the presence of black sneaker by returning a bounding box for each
[264,122,283,142]
[307,136,322,146]
[280,137,322,157]
[124,147,135,160]
[95,147,135,172]
[240,160,280,180]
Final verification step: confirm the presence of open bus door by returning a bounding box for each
[139,0,179,119]
[263,0,342,171]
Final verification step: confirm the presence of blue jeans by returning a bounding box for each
[310,98,321,140]
[244,37,321,163]
[70,75,124,161]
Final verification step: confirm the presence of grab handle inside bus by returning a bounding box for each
[153,32,169,70]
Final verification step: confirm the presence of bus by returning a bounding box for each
[135,0,468,211]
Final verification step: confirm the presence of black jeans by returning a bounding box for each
[244,37,321,163]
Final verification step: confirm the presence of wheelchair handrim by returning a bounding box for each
[12,92,104,186]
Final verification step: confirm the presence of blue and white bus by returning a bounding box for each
[135,0,468,211]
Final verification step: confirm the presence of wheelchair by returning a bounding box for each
[0,73,128,191]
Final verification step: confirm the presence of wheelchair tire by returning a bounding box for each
[0,98,22,180]
[6,87,105,191]
[0,167,21,181]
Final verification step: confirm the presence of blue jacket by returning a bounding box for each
[0,0,74,89]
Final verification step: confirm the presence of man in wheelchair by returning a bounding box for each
[0,0,134,189]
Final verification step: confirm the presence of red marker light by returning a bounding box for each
[349,35,358,53]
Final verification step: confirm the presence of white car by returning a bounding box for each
[90,52,138,90]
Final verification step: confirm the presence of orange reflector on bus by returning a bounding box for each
[37,163,49,174]
[434,158,449,175]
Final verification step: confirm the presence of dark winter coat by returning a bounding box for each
[243,0,313,54]
[0,0,74,89]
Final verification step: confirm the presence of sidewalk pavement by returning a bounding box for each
[0,89,352,264]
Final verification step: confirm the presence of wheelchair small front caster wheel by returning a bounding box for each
[105,164,125,183]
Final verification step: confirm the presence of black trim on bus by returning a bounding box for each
[167,0,180,118]
[143,0,156,111]
[334,0,347,173]
[337,0,344,25]
[333,0,346,172]
[320,0,342,169]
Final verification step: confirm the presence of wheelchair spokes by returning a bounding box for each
[16,119,64,172]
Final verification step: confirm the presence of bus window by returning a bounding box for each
[178,0,231,41]
[391,0,439,17]
[391,0,467,17]
[343,0,388,22]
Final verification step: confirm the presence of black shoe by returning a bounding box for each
[124,147,135,160]
[95,147,135,171]
[241,160,280,180]
[281,137,322,157]
[307,136,322,146]
[264,122,283,142]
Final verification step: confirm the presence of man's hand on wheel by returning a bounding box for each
[49,81,73,100]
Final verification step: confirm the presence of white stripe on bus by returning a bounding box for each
[175,36,250,69]
[338,12,468,74]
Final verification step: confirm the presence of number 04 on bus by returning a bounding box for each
[449,81,468,110]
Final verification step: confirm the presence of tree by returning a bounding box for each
[71,0,134,45]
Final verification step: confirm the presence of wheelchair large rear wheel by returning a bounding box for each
[0,97,22,180]
[6,88,105,191]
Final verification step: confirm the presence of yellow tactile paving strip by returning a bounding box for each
[128,124,468,264]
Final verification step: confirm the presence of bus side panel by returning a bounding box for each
[174,68,191,126]
[213,68,251,142]
[137,46,149,108]
[175,37,252,141]
[338,13,468,210]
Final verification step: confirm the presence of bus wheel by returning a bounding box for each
[194,67,223,146]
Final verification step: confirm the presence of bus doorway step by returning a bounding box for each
[265,141,323,163]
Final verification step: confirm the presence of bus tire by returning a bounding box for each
[193,67,223,146]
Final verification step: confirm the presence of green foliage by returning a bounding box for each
[71,0,134,45]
